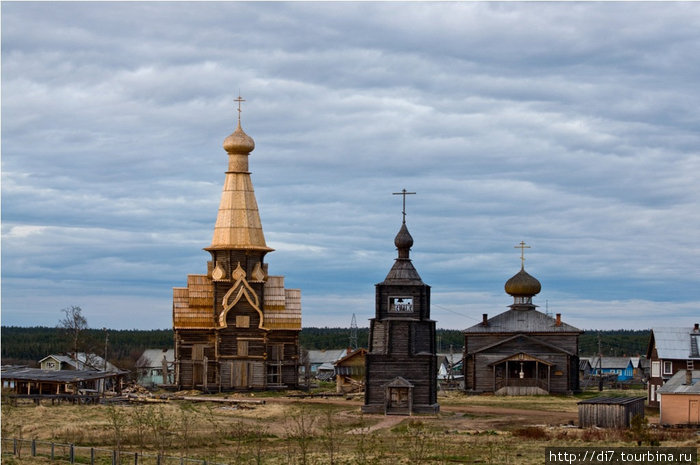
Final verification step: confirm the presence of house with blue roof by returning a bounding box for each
[590,356,635,381]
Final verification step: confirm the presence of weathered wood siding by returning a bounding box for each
[463,332,579,393]
[578,398,645,428]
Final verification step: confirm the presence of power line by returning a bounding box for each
[431,304,480,322]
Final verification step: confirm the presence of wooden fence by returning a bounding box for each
[1,438,231,465]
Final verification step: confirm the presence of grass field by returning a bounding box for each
[2,388,698,464]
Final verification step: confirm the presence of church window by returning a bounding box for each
[236,315,250,328]
[192,345,204,361]
[389,296,413,313]
[269,344,283,361]
[237,340,249,356]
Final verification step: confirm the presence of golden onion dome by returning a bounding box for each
[223,121,255,154]
[504,267,541,297]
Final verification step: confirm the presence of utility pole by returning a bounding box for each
[597,333,603,392]
[349,313,358,351]
[103,328,109,371]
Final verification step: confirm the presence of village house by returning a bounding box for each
[463,244,582,395]
[39,353,120,373]
[305,349,347,377]
[334,348,366,394]
[590,356,635,382]
[135,349,175,387]
[646,324,700,407]
[657,369,700,426]
[172,100,301,391]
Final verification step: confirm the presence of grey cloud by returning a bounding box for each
[2,2,699,330]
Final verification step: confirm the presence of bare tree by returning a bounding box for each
[285,403,317,465]
[58,306,88,360]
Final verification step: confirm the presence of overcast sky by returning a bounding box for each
[2,2,699,332]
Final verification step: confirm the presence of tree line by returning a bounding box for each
[2,325,649,369]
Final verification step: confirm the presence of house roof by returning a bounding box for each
[657,370,700,394]
[306,349,347,365]
[384,376,414,388]
[136,349,175,368]
[464,308,581,334]
[2,366,123,383]
[334,348,367,366]
[577,396,646,405]
[590,356,633,370]
[39,353,121,372]
[649,327,700,360]
[473,333,575,357]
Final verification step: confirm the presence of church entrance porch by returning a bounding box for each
[491,353,552,395]
[384,377,414,415]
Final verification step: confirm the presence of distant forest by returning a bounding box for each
[1,326,650,371]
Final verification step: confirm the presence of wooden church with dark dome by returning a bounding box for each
[462,243,582,395]
[363,192,439,415]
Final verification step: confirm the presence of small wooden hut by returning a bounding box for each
[577,396,646,428]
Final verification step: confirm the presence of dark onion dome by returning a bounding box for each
[505,267,541,297]
[223,121,255,154]
[394,223,414,250]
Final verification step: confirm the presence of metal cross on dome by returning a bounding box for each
[234,94,245,122]
[515,241,531,269]
[392,188,416,224]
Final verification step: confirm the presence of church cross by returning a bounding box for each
[234,94,246,122]
[392,188,416,224]
[515,241,531,269]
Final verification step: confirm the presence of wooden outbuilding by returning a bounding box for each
[1,366,124,403]
[172,103,301,391]
[577,396,646,429]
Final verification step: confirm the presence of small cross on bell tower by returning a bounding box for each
[392,188,416,224]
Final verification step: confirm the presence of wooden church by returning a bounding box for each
[172,99,301,391]
[463,244,582,395]
[363,194,439,415]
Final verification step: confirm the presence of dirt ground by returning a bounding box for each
[1,388,692,465]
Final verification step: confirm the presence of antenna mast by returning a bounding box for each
[349,313,358,350]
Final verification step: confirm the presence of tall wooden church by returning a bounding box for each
[172,101,301,391]
[463,245,582,395]
[363,203,439,414]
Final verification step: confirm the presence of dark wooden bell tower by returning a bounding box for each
[363,191,439,415]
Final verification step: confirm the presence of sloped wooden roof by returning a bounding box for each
[173,275,215,329]
[263,277,302,330]
[464,308,581,334]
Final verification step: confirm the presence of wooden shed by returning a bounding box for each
[577,396,645,428]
